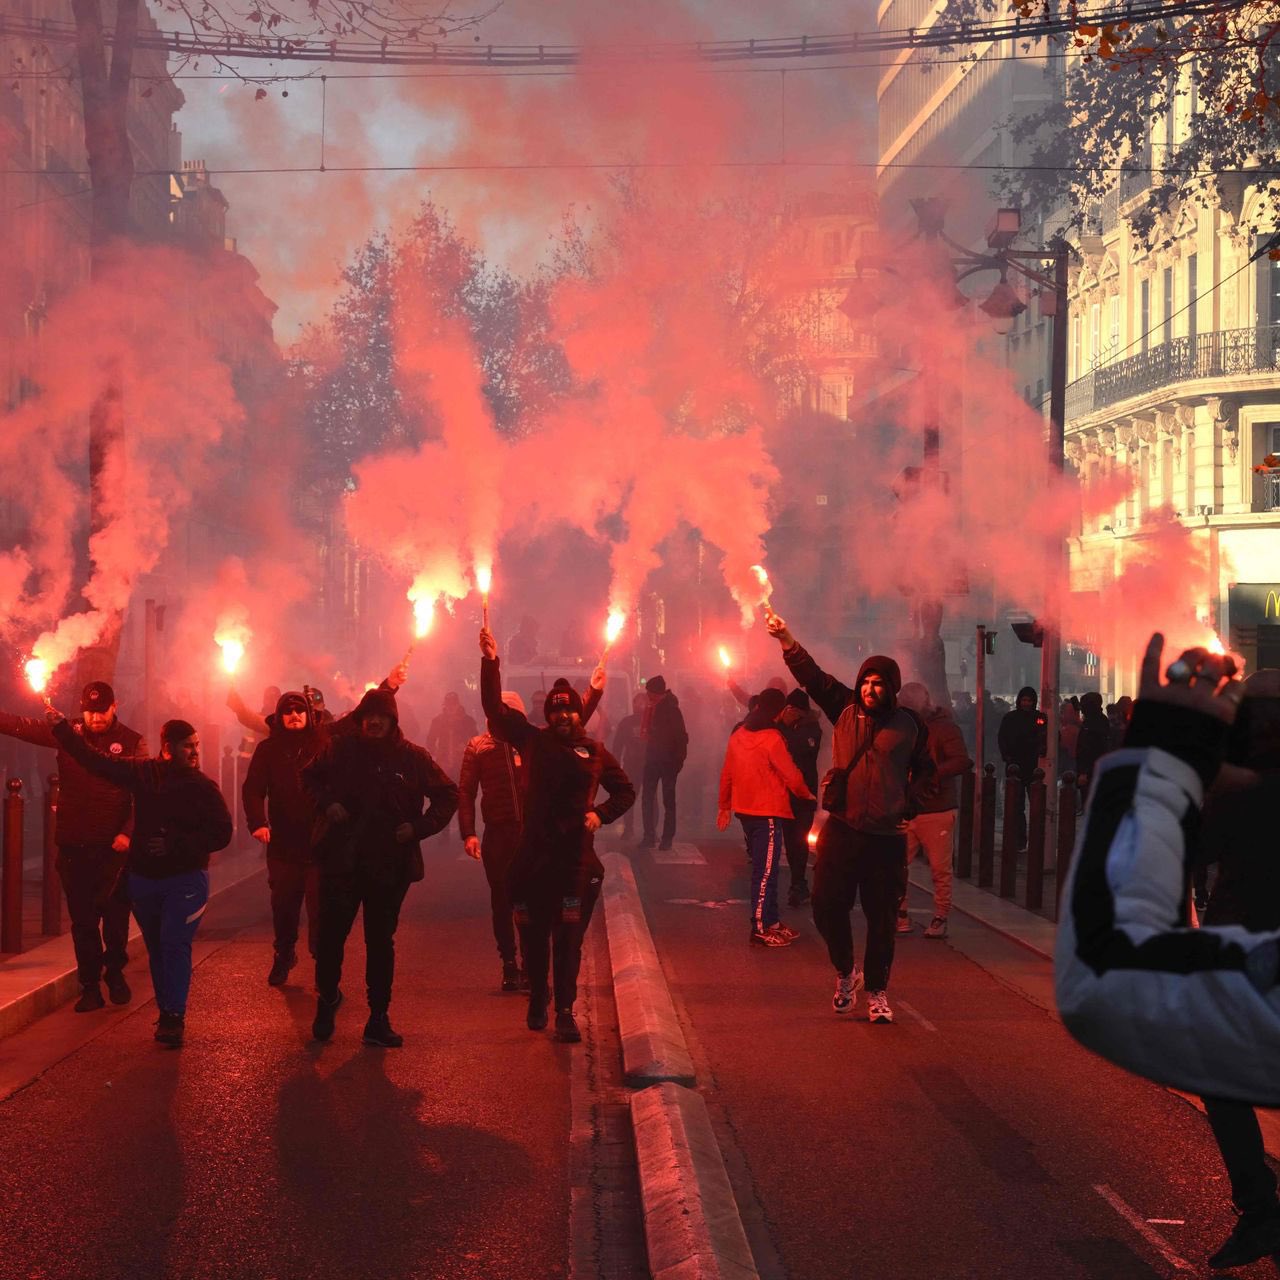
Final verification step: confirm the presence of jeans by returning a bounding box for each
[267,857,320,958]
[128,869,210,1016]
[480,822,522,963]
[740,815,784,935]
[901,809,956,918]
[641,760,680,845]
[314,870,411,1014]
[516,875,602,1011]
[58,843,131,985]
[811,821,906,991]
[782,800,817,892]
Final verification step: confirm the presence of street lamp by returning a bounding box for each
[909,199,1074,832]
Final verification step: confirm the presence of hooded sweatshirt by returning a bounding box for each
[242,691,324,864]
[783,644,934,835]
[302,688,459,884]
[998,687,1045,780]
[719,703,813,818]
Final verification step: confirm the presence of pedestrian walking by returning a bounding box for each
[242,690,324,987]
[427,691,479,779]
[638,675,688,851]
[766,613,935,1024]
[895,683,973,939]
[1074,691,1111,803]
[0,682,145,1011]
[997,687,1045,850]
[611,692,648,841]
[304,688,458,1048]
[479,628,634,1044]
[459,691,531,993]
[778,689,822,907]
[717,687,814,947]
[48,709,232,1048]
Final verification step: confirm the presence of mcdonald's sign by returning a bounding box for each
[1229,584,1280,627]
[1269,590,1280,620]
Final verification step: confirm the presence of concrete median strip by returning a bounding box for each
[631,1082,760,1280]
[601,850,696,1088]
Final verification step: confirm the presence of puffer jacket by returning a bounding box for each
[458,732,527,838]
[719,708,813,818]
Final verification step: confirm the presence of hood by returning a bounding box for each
[855,654,901,715]
[270,690,314,736]
[1016,686,1039,711]
[353,687,399,726]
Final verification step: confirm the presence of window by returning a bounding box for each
[1185,430,1196,513]
[1162,437,1173,509]
[1140,279,1151,353]
[1187,254,1198,346]
[1163,266,1174,343]
[1090,303,1101,368]
[1072,316,1082,378]
[1272,424,1280,453]
[1109,296,1120,359]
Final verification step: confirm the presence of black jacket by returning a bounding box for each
[52,720,231,878]
[481,656,634,900]
[998,688,1045,780]
[1074,711,1111,785]
[643,693,688,770]
[242,721,324,864]
[0,712,146,848]
[303,725,458,885]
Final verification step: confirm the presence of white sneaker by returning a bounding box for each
[832,968,864,1015]
[895,912,913,934]
[867,991,894,1023]
[924,915,949,939]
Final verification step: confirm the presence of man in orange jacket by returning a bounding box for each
[718,687,815,948]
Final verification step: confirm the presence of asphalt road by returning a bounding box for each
[630,836,1280,1280]
[0,841,632,1280]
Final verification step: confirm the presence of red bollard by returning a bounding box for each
[978,764,996,888]
[3,778,24,953]
[1055,772,1078,920]
[1025,768,1047,911]
[957,767,975,879]
[999,765,1022,899]
[42,775,60,936]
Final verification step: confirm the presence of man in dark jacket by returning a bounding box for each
[48,709,232,1047]
[480,628,635,1044]
[639,675,688,851]
[778,689,822,907]
[242,690,324,987]
[427,692,479,781]
[0,681,145,1011]
[768,613,935,1025]
[896,683,973,939]
[611,692,648,840]
[303,687,458,1048]
[1074,691,1111,803]
[997,686,1046,851]
[1195,670,1280,1269]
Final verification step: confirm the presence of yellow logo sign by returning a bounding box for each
[1268,590,1280,619]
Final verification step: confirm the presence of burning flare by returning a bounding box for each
[218,638,245,676]
[717,646,732,671]
[475,564,492,597]
[750,564,777,620]
[604,609,626,648]
[412,595,435,640]
[24,657,50,695]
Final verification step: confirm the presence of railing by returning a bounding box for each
[1263,470,1280,512]
[1067,323,1280,421]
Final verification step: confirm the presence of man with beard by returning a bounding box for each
[243,690,324,987]
[767,613,934,1024]
[0,681,145,1011]
[47,710,232,1048]
[479,627,634,1044]
[303,688,458,1048]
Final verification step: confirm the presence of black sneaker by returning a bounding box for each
[74,983,105,1012]
[154,1012,184,1047]
[787,881,810,907]
[501,961,521,992]
[312,989,343,1042]
[267,951,297,987]
[104,972,131,1005]
[554,1009,581,1043]
[1208,1205,1280,1269]
[657,840,673,852]
[361,1013,404,1048]
[527,994,549,1031]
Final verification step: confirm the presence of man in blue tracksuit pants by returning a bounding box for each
[51,710,233,1047]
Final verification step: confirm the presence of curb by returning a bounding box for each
[911,870,1055,961]
[601,851,696,1088]
[631,1082,760,1280]
[0,844,266,1041]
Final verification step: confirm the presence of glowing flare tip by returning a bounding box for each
[412,596,435,639]
[717,646,732,670]
[218,638,245,676]
[604,610,626,646]
[476,565,492,596]
[24,658,49,695]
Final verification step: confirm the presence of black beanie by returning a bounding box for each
[756,688,786,720]
[785,689,810,712]
[647,675,667,696]
[544,679,584,720]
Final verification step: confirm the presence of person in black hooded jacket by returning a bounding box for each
[1074,690,1111,802]
[997,686,1046,850]
[243,690,324,986]
[767,613,934,1026]
[479,627,635,1044]
[638,675,688,851]
[303,687,458,1048]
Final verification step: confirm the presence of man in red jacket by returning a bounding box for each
[718,687,814,948]
[0,681,145,1011]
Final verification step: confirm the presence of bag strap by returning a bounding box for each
[843,715,882,774]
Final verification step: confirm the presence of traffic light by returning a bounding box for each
[983,630,996,655]
[1011,619,1045,648]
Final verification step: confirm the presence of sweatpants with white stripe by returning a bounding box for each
[128,869,209,1017]
[740,815,784,936]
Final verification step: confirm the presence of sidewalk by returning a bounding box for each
[0,842,266,1039]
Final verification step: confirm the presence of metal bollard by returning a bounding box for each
[42,775,60,936]
[1055,772,1078,920]
[220,746,235,840]
[999,765,1022,899]
[978,764,996,888]
[3,778,24,953]
[957,766,975,879]
[1025,768,1047,911]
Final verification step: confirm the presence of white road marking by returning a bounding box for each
[896,999,937,1032]
[1146,1220,1186,1226]
[652,843,707,865]
[1093,1184,1194,1272]
[664,898,749,908]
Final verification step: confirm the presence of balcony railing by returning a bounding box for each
[1263,471,1280,512]
[1067,324,1280,421]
